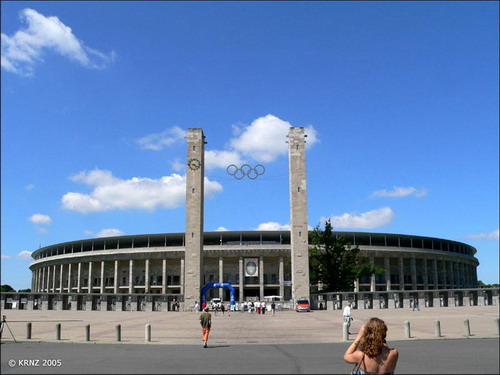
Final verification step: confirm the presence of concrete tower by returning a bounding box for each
[288,127,310,302]
[184,128,205,310]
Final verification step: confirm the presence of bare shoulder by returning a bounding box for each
[389,348,399,360]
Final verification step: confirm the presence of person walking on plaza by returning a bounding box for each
[343,317,399,374]
[271,301,276,316]
[412,296,420,311]
[194,300,199,312]
[199,307,212,348]
[343,302,353,334]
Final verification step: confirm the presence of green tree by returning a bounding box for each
[1,284,16,293]
[309,219,384,292]
[18,288,32,293]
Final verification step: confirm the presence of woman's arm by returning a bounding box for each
[343,341,362,363]
[343,324,365,363]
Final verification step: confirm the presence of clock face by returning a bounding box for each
[245,261,257,276]
[188,158,201,171]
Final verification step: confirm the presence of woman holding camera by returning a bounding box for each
[344,317,399,375]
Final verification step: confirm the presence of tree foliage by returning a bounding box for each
[309,219,384,292]
[1,284,16,293]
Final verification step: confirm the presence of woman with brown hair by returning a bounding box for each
[344,317,399,375]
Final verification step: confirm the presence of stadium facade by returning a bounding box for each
[22,128,483,311]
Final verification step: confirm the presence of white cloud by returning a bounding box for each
[205,150,245,170]
[36,227,49,234]
[137,126,186,151]
[90,228,125,238]
[229,114,318,162]
[61,168,223,213]
[28,213,52,225]
[371,186,428,198]
[255,222,291,231]
[1,254,14,260]
[17,250,33,260]
[215,227,229,231]
[1,8,114,76]
[171,158,185,172]
[137,116,318,173]
[25,184,35,190]
[322,207,395,229]
[465,229,499,241]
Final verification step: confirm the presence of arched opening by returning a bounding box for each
[200,282,235,310]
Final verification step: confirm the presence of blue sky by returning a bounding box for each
[1,1,498,290]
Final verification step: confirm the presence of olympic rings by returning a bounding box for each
[226,164,265,180]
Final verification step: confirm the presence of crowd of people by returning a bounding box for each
[194,300,281,315]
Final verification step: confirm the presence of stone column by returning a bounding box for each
[31,270,35,292]
[162,259,167,294]
[464,264,469,288]
[34,268,38,292]
[68,264,72,293]
[129,259,134,294]
[259,256,264,300]
[466,264,472,288]
[239,257,244,302]
[423,258,429,290]
[184,128,205,310]
[398,256,405,290]
[410,257,417,290]
[370,257,376,292]
[77,263,82,293]
[180,258,185,295]
[384,257,391,291]
[114,260,118,294]
[219,257,224,298]
[448,261,455,289]
[288,127,310,302]
[46,266,51,292]
[88,262,93,294]
[32,269,36,292]
[100,261,105,294]
[145,259,150,294]
[59,264,64,293]
[53,265,57,292]
[279,257,284,299]
[442,259,447,289]
[41,267,46,292]
[40,268,44,292]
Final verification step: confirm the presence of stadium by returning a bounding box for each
[4,127,495,312]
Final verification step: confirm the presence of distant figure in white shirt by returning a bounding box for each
[343,302,353,334]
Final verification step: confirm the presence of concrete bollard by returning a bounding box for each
[464,319,470,336]
[145,324,151,342]
[495,318,499,335]
[343,322,349,341]
[116,324,121,342]
[434,320,441,337]
[26,323,32,339]
[404,320,411,339]
[56,323,61,340]
[85,324,90,341]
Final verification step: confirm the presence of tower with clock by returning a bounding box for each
[184,128,206,310]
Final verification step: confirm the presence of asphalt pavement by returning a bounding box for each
[1,338,499,374]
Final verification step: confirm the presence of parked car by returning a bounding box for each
[295,298,311,312]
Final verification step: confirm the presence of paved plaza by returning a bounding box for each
[1,306,498,374]
[1,306,498,345]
